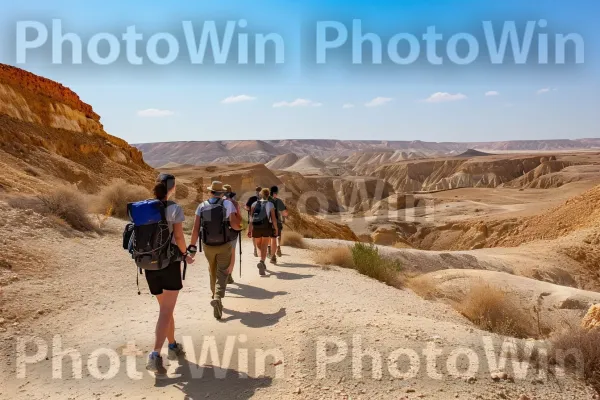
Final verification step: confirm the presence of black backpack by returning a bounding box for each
[199,198,235,246]
[124,199,178,271]
[252,200,271,231]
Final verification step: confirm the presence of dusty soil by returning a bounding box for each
[0,216,596,400]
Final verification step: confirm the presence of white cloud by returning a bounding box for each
[537,87,557,95]
[221,95,257,104]
[342,103,355,109]
[485,91,500,97]
[272,98,322,108]
[137,109,175,117]
[423,92,467,103]
[365,97,393,107]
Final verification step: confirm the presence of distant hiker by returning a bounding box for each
[248,188,279,275]
[245,186,262,257]
[190,181,238,320]
[127,174,194,375]
[268,185,288,263]
[223,184,242,284]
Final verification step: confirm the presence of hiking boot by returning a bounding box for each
[276,246,282,257]
[227,274,235,284]
[270,255,277,265]
[146,353,167,375]
[210,298,223,320]
[257,261,266,276]
[167,342,185,360]
[254,247,258,257]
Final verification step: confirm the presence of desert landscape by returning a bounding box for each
[2,63,600,400]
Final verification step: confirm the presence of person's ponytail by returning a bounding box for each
[154,182,168,201]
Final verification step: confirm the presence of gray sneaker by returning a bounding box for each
[167,343,185,360]
[146,353,167,375]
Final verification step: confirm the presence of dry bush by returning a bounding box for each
[281,231,307,249]
[407,275,439,300]
[459,282,535,338]
[351,243,404,289]
[551,326,600,394]
[314,246,354,269]
[95,179,151,219]
[393,241,413,249]
[38,186,98,232]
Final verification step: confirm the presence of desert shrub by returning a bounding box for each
[551,326,600,394]
[407,275,439,300]
[95,179,151,219]
[38,187,97,232]
[314,246,354,269]
[459,282,534,338]
[282,231,307,249]
[350,243,403,288]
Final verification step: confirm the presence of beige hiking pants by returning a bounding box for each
[203,242,233,300]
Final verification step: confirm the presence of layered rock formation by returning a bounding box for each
[0,64,154,193]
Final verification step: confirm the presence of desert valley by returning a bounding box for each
[2,64,600,399]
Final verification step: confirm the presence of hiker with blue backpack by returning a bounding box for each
[123,173,195,375]
[190,181,239,320]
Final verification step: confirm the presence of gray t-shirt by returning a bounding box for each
[166,202,185,243]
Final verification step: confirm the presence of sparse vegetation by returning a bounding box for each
[314,246,354,269]
[551,326,600,394]
[95,179,150,219]
[350,243,404,288]
[38,186,98,232]
[407,274,439,300]
[281,231,307,249]
[458,282,534,338]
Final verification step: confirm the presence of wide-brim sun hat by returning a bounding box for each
[207,181,225,192]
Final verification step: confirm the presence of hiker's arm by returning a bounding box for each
[247,205,255,237]
[270,208,279,236]
[173,222,187,254]
[190,215,201,246]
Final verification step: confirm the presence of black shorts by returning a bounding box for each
[145,261,183,295]
[252,226,275,238]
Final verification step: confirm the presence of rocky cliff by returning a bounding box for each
[0,64,154,193]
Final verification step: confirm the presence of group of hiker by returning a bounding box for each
[123,173,288,375]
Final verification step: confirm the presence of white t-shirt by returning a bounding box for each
[195,197,237,219]
[252,200,274,222]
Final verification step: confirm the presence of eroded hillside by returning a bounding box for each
[0,64,154,194]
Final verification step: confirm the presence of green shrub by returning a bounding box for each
[350,243,403,288]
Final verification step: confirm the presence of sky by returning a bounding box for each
[0,0,598,144]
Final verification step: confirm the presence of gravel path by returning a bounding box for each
[0,218,595,399]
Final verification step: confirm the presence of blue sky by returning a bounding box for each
[0,0,598,143]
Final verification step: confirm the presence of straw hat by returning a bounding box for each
[207,181,225,192]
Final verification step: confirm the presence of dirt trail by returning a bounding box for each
[0,219,594,400]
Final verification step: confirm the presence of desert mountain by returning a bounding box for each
[265,153,299,170]
[0,64,154,194]
[135,139,600,167]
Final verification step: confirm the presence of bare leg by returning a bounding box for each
[154,290,179,352]
[258,237,269,262]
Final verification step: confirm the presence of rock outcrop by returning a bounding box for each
[0,64,154,193]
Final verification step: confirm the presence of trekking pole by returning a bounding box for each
[239,231,242,278]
